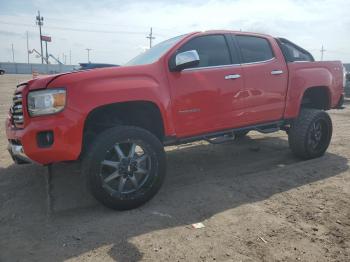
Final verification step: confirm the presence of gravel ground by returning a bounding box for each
[0,74,349,262]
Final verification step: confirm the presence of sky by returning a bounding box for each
[0,0,349,65]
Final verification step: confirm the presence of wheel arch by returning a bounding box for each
[287,85,332,118]
[82,100,166,155]
[300,86,331,110]
[283,64,336,119]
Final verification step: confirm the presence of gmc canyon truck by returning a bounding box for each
[6,31,345,210]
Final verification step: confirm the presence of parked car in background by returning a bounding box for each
[6,30,345,210]
[77,63,119,70]
[345,71,350,97]
[0,68,5,75]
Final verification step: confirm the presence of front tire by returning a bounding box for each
[82,126,166,210]
[288,109,332,160]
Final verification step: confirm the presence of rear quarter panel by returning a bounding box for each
[284,61,344,118]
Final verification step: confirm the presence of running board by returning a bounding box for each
[164,120,289,146]
[205,133,235,144]
[255,125,281,134]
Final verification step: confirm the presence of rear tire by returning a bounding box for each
[288,109,332,159]
[82,126,166,210]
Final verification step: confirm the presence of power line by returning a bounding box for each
[325,49,350,55]
[0,20,168,37]
[0,21,36,28]
[45,16,174,33]
[2,14,178,33]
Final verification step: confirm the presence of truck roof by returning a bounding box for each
[200,30,273,38]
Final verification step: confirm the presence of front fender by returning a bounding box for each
[48,65,175,138]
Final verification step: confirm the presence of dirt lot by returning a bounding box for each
[0,74,349,262]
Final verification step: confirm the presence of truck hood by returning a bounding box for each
[25,63,160,91]
[25,67,117,90]
[46,64,161,89]
[25,71,76,91]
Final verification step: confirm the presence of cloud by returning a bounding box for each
[0,0,349,63]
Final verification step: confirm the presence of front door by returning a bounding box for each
[167,34,244,138]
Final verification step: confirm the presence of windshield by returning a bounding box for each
[125,34,186,66]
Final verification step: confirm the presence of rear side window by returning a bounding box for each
[236,36,274,63]
[277,38,314,62]
[178,35,231,68]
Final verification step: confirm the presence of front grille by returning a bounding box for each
[10,93,24,126]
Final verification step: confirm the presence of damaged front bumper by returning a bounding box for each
[7,142,33,164]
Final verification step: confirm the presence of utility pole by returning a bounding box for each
[26,31,30,64]
[86,48,92,63]
[146,27,155,48]
[69,49,71,65]
[45,41,48,64]
[320,45,326,61]
[11,43,15,63]
[36,11,44,64]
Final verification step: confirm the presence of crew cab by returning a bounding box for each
[6,30,345,210]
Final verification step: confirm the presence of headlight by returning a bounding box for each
[28,88,66,116]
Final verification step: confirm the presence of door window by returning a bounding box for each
[236,36,274,63]
[178,35,232,68]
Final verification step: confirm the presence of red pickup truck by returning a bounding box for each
[6,30,345,210]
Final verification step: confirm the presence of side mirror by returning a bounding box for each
[171,50,200,71]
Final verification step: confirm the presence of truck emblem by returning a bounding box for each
[178,108,201,114]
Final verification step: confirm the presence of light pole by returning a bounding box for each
[86,48,92,63]
[320,45,326,61]
[36,11,44,64]
[146,27,155,48]
[45,41,48,63]
[26,31,30,64]
[11,43,15,63]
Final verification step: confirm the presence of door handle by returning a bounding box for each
[225,74,241,80]
[271,70,283,75]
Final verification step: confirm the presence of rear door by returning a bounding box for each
[233,35,288,124]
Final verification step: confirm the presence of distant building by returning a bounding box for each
[344,63,350,97]
[344,63,350,72]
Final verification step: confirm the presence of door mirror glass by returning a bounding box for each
[174,50,200,71]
